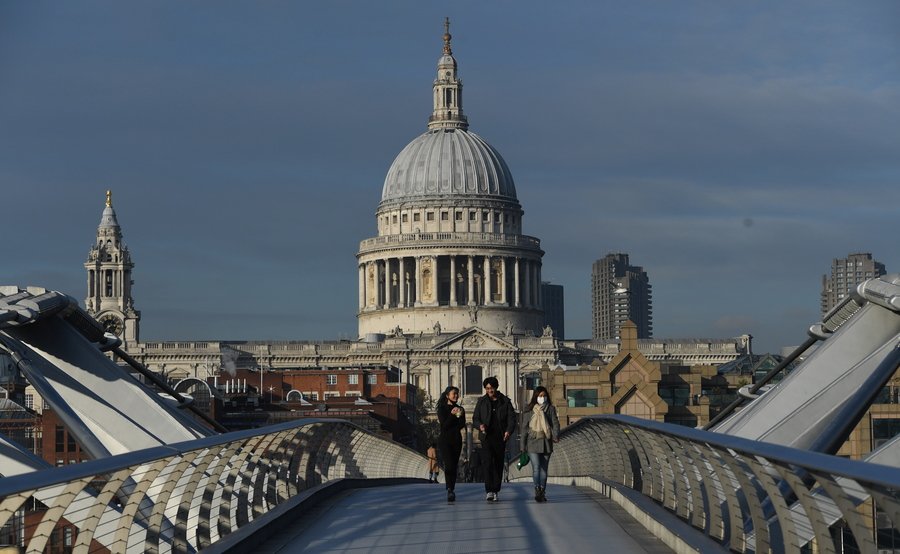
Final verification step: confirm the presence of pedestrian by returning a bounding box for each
[437,386,466,502]
[426,443,439,483]
[472,376,516,502]
[521,386,560,502]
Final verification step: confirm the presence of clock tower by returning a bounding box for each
[84,190,140,348]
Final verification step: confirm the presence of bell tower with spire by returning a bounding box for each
[428,18,468,131]
[84,190,140,347]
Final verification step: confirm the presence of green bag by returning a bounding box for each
[516,452,530,470]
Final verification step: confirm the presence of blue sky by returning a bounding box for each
[1,1,898,353]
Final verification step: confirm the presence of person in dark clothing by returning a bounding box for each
[472,376,516,502]
[436,386,466,502]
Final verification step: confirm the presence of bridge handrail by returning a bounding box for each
[510,414,900,553]
[0,418,428,552]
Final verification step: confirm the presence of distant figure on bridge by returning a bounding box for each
[437,386,466,502]
[426,444,439,483]
[521,386,560,502]
[473,376,517,502]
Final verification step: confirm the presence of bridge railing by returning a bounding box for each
[0,418,427,553]
[509,414,900,553]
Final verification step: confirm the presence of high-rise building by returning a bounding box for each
[84,190,140,347]
[541,282,564,339]
[821,252,886,315]
[591,253,652,340]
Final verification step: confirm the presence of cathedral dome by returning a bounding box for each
[380,128,517,204]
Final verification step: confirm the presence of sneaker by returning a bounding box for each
[448,490,456,502]
[485,492,493,502]
[493,492,499,502]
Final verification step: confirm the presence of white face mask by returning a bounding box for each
[537,396,546,405]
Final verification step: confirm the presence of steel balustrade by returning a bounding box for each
[509,415,900,553]
[0,418,428,553]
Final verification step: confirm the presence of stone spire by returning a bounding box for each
[99,189,121,230]
[428,18,468,131]
[85,190,140,346]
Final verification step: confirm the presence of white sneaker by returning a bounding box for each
[493,492,499,502]
[485,492,493,501]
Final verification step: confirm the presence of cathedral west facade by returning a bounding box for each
[85,23,751,411]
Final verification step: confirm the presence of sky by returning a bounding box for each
[1,1,898,354]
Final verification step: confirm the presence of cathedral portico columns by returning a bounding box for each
[383,259,391,309]
[358,264,365,311]
[524,261,531,309]
[467,256,475,306]
[415,257,422,306]
[399,257,406,308]
[514,258,521,307]
[484,255,492,305]
[499,257,507,305]
[449,256,457,306]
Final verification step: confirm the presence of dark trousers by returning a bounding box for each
[439,434,462,491]
[482,435,506,493]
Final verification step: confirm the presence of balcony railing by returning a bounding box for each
[359,232,541,252]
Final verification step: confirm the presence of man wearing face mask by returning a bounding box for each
[472,376,516,502]
[520,385,560,502]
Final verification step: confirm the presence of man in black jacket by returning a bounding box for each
[472,376,516,502]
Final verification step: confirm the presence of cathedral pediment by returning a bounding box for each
[432,327,517,352]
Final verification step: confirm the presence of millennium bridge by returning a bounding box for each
[0,275,898,553]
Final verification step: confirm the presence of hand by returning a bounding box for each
[503,431,510,442]
[553,438,560,443]
[479,424,486,433]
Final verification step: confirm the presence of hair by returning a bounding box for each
[438,386,460,405]
[482,376,499,389]
[527,386,552,411]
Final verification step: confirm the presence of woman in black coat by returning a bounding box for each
[436,386,466,502]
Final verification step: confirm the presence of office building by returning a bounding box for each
[591,253,652,340]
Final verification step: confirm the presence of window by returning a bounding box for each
[494,211,500,222]
[367,374,378,385]
[348,374,359,385]
[873,418,900,449]
[469,212,477,221]
[441,211,449,221]
[305,392,319,401]
[566,388,599,408]
[456,211,463,221]
[24,394,33,409]
[483,211,490,221]
[426,212,435,221]
[659,384,690,407]
[413,213,421,222]
[402,214,408,223]
[392,215,397,224]
[346,391,362,397]
[326,375,337,385]
[464,365,483,396]
[324,391,339,399]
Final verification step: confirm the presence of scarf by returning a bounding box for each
[529,403,551,438]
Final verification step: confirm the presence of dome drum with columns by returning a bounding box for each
[358,20,544,338]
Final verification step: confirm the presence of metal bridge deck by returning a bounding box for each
[254,482,672,553]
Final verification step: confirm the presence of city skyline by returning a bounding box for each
[1,2,898,353]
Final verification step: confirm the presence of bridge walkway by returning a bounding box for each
[254,482,672,553]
